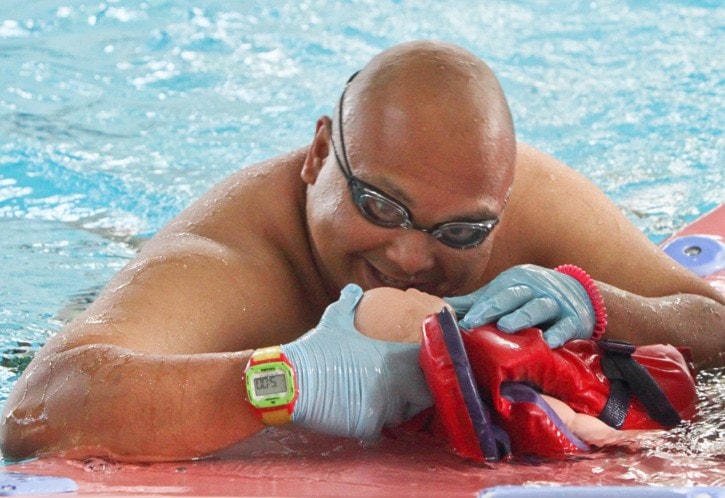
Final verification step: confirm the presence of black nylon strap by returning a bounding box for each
[598,378,630,429]
[598,340,681,429]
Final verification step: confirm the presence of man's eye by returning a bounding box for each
[360,193,407,224]
[438,222,494,247]
[443,225,478,241]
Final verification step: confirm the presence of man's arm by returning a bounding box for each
[521,144,725,367]
[0,345,260,461]
[0,234,306,461]
[597,283,724,368]
[485,144,725,368]
[1,232,434,460]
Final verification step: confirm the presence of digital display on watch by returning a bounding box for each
[253,373,288,396]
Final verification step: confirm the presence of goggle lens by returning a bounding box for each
[433,221,496,248]
[355,189,409,227]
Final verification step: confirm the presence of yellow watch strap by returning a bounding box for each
[252,345,284,362]
[260,407,292,426]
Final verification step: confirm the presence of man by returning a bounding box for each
[1,41,722,462]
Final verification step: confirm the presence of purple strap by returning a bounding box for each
[500,382,589,452]
[437,308,505,461]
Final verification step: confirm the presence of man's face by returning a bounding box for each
[303,81,514,298]
[307,111,512,296]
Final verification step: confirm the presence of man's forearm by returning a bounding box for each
[599,283,725,369]
[0,345,263,462]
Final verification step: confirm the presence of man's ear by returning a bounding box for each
[301,116,333,185]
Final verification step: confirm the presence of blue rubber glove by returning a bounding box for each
[281,283,433,441]
[444,264,595,348]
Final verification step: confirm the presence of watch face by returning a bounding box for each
[253,373,288,396]
[246,363,295,409]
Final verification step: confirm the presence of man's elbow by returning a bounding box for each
[0,409,47,462]
[0,366,60,462]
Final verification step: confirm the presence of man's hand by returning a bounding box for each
[281,284,433,441]
[445,264,596,348]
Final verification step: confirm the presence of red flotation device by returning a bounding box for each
[419,308,699,460]
[419,307,505,461]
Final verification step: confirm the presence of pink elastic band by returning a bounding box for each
[555,264,608,340]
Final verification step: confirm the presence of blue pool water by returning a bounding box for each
[0,0,723,475]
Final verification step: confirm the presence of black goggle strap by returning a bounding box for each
[335,70,361,179]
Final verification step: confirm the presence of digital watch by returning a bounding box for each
[244,346,297,425]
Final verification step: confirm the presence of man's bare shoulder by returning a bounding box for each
[495,143,720,301]
[496,143,624,257]
[159,149,308,245]
[487,143,591,269]
[48,148,330,357]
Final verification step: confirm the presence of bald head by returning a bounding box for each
[338,41,516,196]
[355,41,507,103]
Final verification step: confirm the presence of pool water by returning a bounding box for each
[0,0,723,481]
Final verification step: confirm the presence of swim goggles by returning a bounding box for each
[330,72,500,249]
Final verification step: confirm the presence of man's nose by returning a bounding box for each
[384,228,437,276]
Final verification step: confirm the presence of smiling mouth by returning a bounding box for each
[375,269,411,287]
[369,263,429,291]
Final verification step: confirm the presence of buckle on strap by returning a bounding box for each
[597,339,681,429]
